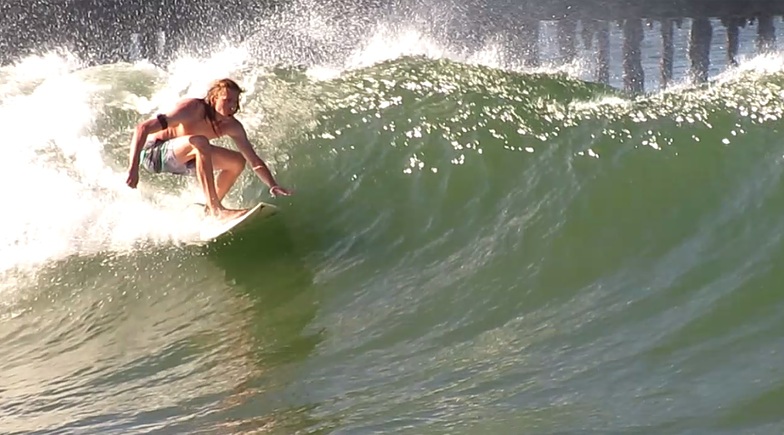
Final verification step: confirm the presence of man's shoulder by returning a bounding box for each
[176,98,205,110]
[167,98,206,121]
[223,117,246,134]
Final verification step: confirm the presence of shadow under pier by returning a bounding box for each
[506,0,782,92]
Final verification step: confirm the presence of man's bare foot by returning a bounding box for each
[220,208,249,222]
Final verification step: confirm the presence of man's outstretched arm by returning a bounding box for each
[228,123,292,197]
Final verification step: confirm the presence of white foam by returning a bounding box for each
[713,52,784,84]
[343,27,450,70]
[0,54,211,278]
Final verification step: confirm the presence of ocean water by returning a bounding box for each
[2,5,784,434]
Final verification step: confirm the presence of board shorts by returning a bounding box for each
[140,137,196,176]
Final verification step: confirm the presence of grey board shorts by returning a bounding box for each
[140,137,196,176]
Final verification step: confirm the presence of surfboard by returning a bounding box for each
[199,202,278,241]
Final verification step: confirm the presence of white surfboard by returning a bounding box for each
[199,202,278,241]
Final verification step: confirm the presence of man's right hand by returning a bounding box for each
[270,185,292,197]
[126,167,139,189]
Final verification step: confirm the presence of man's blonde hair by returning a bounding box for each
[205,78,244,112]
[203,78,244,135]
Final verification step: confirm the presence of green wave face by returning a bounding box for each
[2,37,784,435]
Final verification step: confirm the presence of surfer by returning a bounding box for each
[125,78,291,221]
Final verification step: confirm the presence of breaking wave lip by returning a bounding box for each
[2,15,781,282]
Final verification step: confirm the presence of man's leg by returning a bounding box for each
[169,135,246,220]
[208,147,245,201]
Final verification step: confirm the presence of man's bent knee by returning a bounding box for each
[188,135,212,154]
[230,151,245,172]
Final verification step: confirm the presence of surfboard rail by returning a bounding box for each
[199,202,278,241]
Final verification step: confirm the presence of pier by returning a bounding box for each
[1,0,782,92]
[501,0,783,92]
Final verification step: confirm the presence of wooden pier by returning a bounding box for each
[504,12,781,92]
[1,0,781,92]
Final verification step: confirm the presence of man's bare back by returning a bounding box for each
[126,79,291,222]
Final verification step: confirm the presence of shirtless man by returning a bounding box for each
[125,78,291,221]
